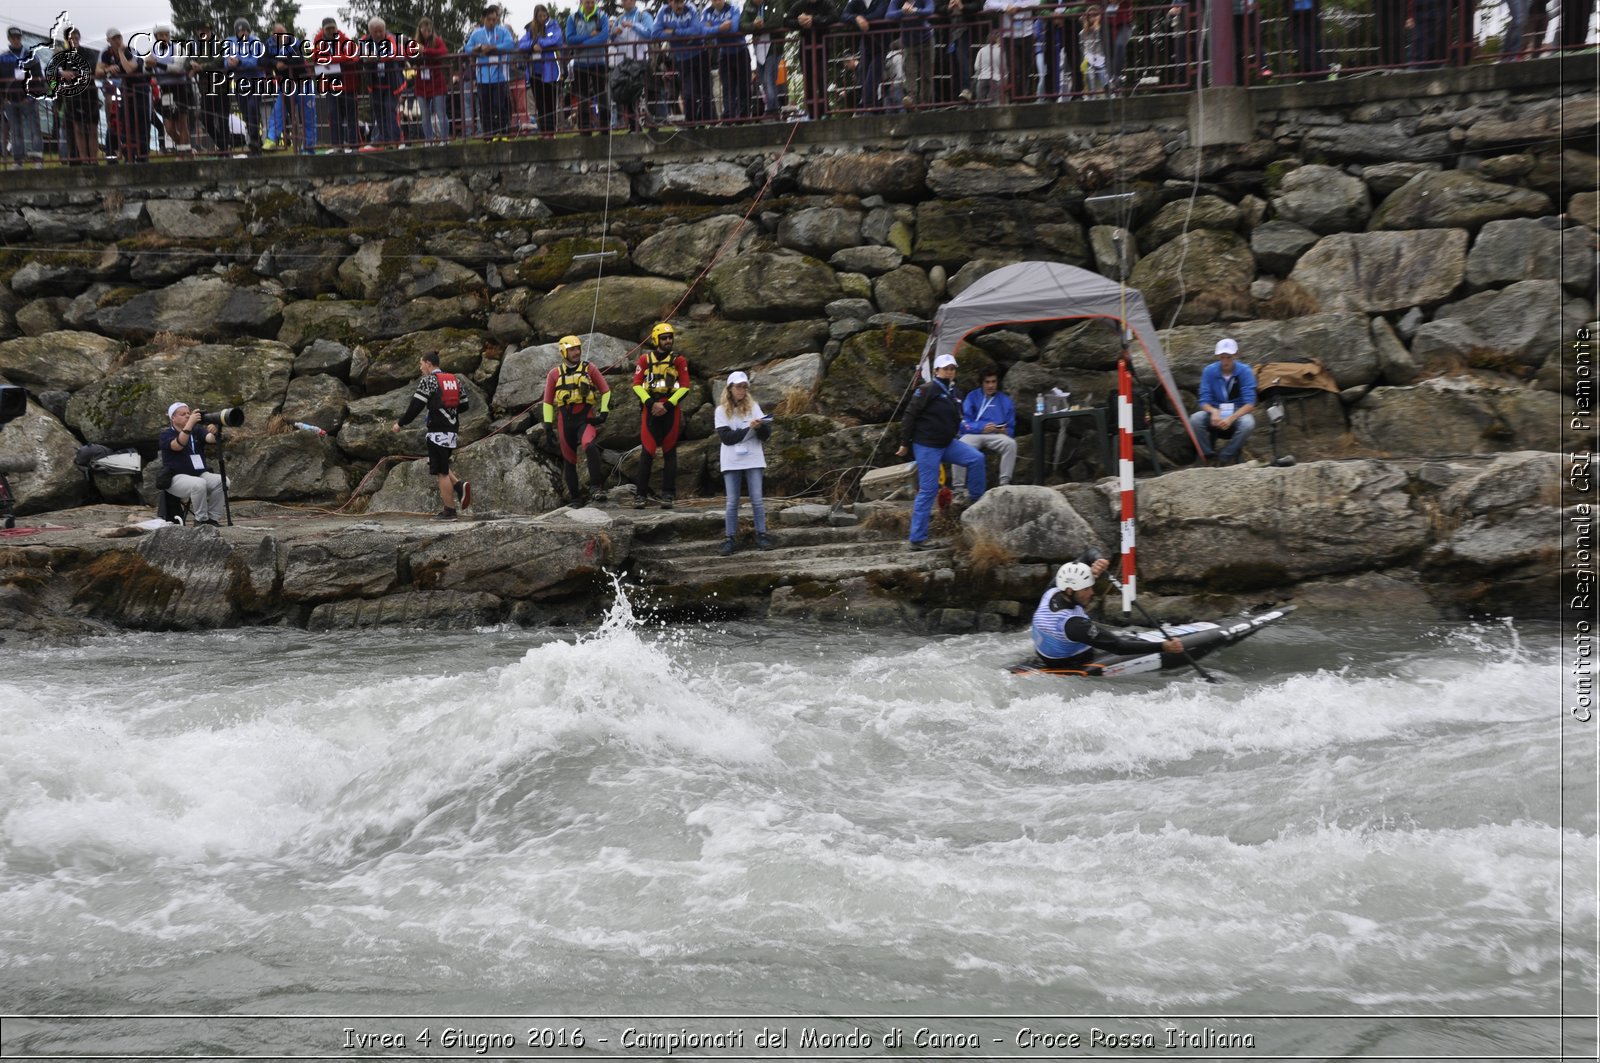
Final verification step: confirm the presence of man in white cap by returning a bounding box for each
[894,353,986,550]
[159,402,227,525]
[1188,337,1257,467]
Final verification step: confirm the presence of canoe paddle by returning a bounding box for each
[1102,571,1220,685]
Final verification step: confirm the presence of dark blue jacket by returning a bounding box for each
[901,377,962,448]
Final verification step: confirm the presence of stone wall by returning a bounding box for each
[0,56,1593,516]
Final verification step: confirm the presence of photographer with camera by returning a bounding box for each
[159,401,228,526]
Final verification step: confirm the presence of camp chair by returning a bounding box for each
[1252,359,1340,467]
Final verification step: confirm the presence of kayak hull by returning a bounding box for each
[1009,606,1293,678]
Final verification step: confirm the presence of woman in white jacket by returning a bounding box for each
[714,371,774,555]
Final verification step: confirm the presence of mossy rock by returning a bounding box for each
[511,236,631,290]
[366,329,488,393]
[815,327,928,423]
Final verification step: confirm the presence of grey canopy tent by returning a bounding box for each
[920,261,1203,453]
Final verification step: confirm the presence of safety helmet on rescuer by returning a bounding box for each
[650,322,675,345]
[1054,561,1096,593]
[558,335,583,360]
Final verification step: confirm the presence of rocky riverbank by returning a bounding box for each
[0,61,1591,639]
[0,451,1572,642]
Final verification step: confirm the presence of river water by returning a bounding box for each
[1,593,1594,1059]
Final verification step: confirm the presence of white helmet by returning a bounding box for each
[1054,561,1096,592]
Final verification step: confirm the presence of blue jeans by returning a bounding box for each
[724,469,766,538]
[267,92,316,150]
[1189,410,1257,463]
[910,439,985,543]
[755,46,780,113]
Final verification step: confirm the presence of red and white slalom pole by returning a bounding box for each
[1116,350,1136,616]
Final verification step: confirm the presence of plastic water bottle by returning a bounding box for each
[1035,393,1045,417]
[294,422,327,437]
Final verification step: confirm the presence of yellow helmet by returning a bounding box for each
[558,335,583,359]
[650,322,675,346]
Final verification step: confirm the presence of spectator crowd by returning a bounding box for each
[0,0,1592,165]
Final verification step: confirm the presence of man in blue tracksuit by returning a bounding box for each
[1188,337,1257,466]
[654,0,709,123]
[895,352,985,550]
[954,363,1016,491]
[1032,558,1181,666]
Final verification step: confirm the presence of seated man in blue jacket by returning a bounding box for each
[953,363,1016,493]
[1032,557,1181,666]
[894,352,985,550]
[1188,337,1257,466]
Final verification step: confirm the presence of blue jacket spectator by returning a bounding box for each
[653,0,705,54]
[464,14,517,83]
[703,0,746,55]
[1189,338,1258,466]
[519,20,564,83]
[960,385,1014,437]
[223,29,264,74]
[955,365,1017,489]
[566,0,610,67]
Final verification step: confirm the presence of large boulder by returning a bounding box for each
[1250,220,1319,275]
[1137,461,1428,586]
[1063,131,1167,189]
[815,327,927,422]
[272,237,349,297]
[10,258,97,298]
[872,265,936,318]
[65,340,296,449]
[633,216,755,279]
[364,330,487,394]
[735,352,825,410]
[926,154,1056,198]
[1465,219,1595,294]
[0,396,90,514]
[914,199,1088,270]
[829,245,905,276]
[531,277,689,340]
[1463,95,1600,150]
[1300,123,1451,163]
[280,528,403,603]
[506,236,630,290]
[1349,377,1563,456]
[336,240,485,302]
[757,417,882,494]
[368,433,563,516]
[315,176,473,226]
[959,485,1100,563]
[1270,164,1371,234]
[1137,195,1241,250]
[671,318,831,374]
[707,252,840,321]
[146,199,243,239]
[277,300,380,351]
[0,331,123,392]
[282,374,350,432]
[398,518,629,599]
[778,207,865,258]
[98,276,285,343]
[1370,171,1552,232]
[635,161,752,203]
[502,165,619,211]
[73,526,284,629]
[798,151,928,199]
[225,431,351,501]
[1289,229,1468,312]
[1433,279,1586,371]
[1127,229,1255,325]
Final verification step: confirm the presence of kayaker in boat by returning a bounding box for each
[1031,558,1182,667]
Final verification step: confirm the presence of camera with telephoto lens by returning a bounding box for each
[0,384,26,428]
[198,407,245,428]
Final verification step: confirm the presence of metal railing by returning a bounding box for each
[0,3,1592,166]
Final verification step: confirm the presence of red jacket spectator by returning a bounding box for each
[414,28,449,97]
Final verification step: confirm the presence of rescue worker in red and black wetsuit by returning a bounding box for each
[542,335,613,505]
[632,322,691,509]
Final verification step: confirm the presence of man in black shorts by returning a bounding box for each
[392,351,471,520]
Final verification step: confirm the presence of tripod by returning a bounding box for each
[214,426,234,526]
